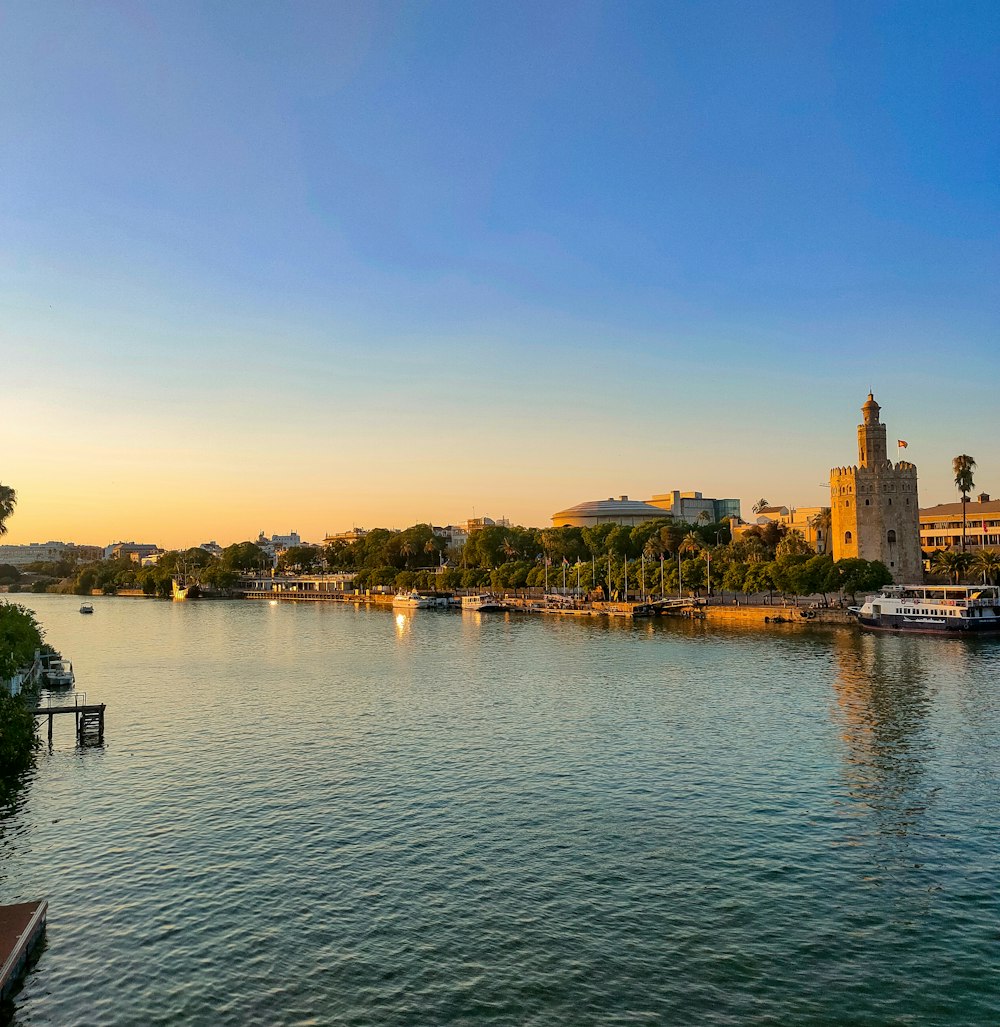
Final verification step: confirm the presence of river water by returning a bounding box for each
[2,594,998,1026]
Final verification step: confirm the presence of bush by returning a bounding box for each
[0,603,43,680]
[0,690,38,776]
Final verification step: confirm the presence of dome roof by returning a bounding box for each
[862,392,881,423]
[552,497,666,519]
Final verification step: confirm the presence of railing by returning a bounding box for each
[33,692,87,711]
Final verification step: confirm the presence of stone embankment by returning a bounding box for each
[701,604,852,627]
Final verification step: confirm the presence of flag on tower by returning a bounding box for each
[897,440,908,449]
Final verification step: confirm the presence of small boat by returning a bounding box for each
[392,592,436,609]
[461,594,506,612]
[43,659,74,687]
[853,584,1000,634]
[79,602,94,614]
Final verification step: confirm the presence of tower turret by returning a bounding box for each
[857,392,888,467]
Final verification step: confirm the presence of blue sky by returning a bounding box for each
[2,1,998,546]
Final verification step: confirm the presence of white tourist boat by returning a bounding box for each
[392,592,436,609]
[79,602,94,614]
[461,594,506,612]
[853,584,1000,634]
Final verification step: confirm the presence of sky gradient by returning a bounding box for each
[3,1,998,548]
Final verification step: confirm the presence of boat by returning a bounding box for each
[79,602,94,614]
[172,578,201,601]
[42,659,74,687]
[461,594,506,612]
[853,584,1000,634]
[392,592,436,609]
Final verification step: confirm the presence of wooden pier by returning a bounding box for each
[0,901,46,1002]
[31,701,106,744]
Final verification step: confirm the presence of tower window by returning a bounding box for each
[865,499,870,505]
[845,531,853,544]
[887,530,897,545]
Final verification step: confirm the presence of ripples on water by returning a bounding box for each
[2,596,998,1025]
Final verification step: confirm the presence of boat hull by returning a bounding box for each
[858,615,1000,635]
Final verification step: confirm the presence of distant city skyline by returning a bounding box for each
[3,2,997,548]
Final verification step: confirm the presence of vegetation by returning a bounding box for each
[64,542,272,598]
[0,483,15,536]
[953,454,976,552]
[42,515,897,603]
[0,603,43,777]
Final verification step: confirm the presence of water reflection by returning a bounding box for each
[830,630,934,842]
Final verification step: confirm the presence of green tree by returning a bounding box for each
[0,603,44,679]
[775,530,812,560]
[277,545,323,573]
[222,542,270,572]
[953,454,977,552]
[972,548,1000,586]
[834,558,892,601]
[0,484,15,536]
[931,548,971,585]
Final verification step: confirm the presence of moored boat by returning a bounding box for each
[392,591,436,609]
[42,659,74,687]
[461,594,506,612]
[853,584,1000,634]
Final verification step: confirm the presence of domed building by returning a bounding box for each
[551,496,668,528]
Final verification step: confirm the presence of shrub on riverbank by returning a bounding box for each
[0,602,43,776]
[0,689,38,776]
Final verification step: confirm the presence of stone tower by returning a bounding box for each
[830,394,921,582]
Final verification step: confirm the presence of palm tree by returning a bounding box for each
[973,549,1000,586]
[400,540,414,568]
[0,483,15,536]
[807,507,832,555]
[679,531,703,557]
[953,454,977,552]
[932,548,971,585]
[752,498,770,514]
[502,538,519,563]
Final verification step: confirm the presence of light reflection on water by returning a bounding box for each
[2,595,999,1026]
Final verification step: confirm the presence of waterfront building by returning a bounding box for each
[104,542,161,563]
[732,505,829,553]
[432,525,469,548]
[551,496,668,528]
[647,491,741,523]
[830,394,921,582]
[323,528,369,546]
[919,493,1000,553]
[464,516,510,533]
[552,489,739,529]
[0,542,103,568]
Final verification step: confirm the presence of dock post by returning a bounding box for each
[48,714,53,744]
[99,706,105,744]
